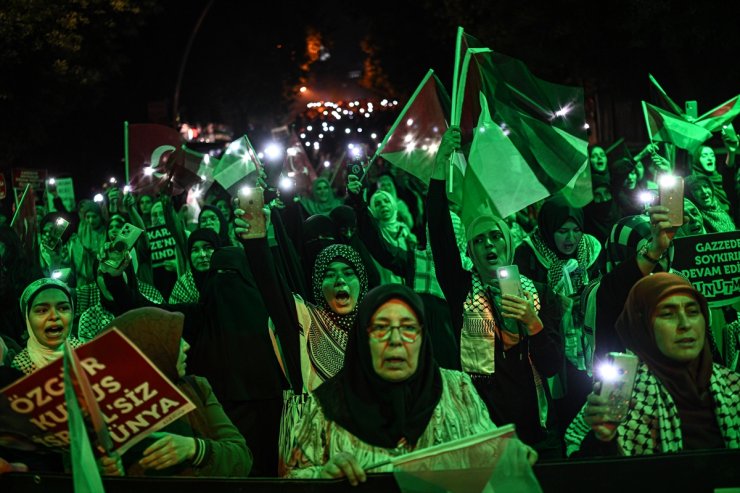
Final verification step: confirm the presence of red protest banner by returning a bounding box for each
[11,167,48,191]
[0,328,195,455]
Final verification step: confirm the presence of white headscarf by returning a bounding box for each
[19,278,74,369]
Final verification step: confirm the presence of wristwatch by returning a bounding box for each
[638,243,664,264]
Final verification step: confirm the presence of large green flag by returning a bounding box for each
[452,30,591,221]
[212,134,262,195]
[642,101,713,150]
[693,95,740,133]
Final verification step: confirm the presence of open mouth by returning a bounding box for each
[45,325,65,338]
[334,289,351,304]
[676,338,696,346]
[485,252,499,264]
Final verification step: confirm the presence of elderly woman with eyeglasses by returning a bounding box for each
[282,284,537,484]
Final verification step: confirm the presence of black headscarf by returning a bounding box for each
[536,193,584,258]
[313,284,443,448]
[192,246,284,400]
[186,228,221,292]
[198,205,230,246]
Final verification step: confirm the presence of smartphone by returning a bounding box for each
[597,352,639,422]
[684,100,698,119]
[723,123,738,143]
[496,265,522,298]
[347,160,366,181]
[658,174,684,227]
[234,186,266,239]
[42,217,70,250]
[103,223,144,269]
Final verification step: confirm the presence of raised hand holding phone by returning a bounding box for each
[232,186,266,239]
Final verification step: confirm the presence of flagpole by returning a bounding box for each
[124,121,130,185]
[364,69,435,183]
[451,26,464,126]
[9,184,30,228]
[641,101,654,143]
[448,47,491,194]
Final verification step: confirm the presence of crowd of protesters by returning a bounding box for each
[0,118,739,484]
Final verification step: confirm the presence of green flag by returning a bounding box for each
[212,134,262,195]
[694,95,740,132]
[642,101,712,150]
[64,342,106,493]
[453,31,591,216]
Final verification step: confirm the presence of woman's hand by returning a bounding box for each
[501,292,543,335]
[97,247,131,277]
[647,204,675,254]
[583,382,618,442]
[0,457,28,475]
[434,126,461,169]
[233,206,271,241]
[320,451,366,486]
[347,174,363,196]
[100,454,124,476]
[138,432,196,471]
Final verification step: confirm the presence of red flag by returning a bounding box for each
[10,184,38,257]
[283,129,317,194]
[377,69,450,185]
[127,123,184,195]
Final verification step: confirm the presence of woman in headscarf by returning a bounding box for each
[11,278,83,375]
[69,199,108,287]
[99,306,252,477]
[685,175,736,233]
[96,245,286,477]
[565,273,740,457]
[236,210,371,472]
[375,173,415,230]
[583,173,621,248]
[425,127,564,458]
[283,283,538,482]
[514,193,602,442]
[609,157,644,218]
[198,204,234,246]
[298,176,344,217]
[366,189,417,284]
[690,145,731,212]
[168,228,221,304]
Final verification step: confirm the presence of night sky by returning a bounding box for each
[3,0,740,198]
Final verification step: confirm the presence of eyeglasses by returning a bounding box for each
[367,324,422,343]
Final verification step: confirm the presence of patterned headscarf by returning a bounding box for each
[19,278,74,369]
[684,175,736,233]
[307,244,369,381]
[528,194,599,294]
[604,214,652,273]
[311,243,369,331]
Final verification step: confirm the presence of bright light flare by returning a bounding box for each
[93,193,104,203]
[264,143,282,161]
[658,174,677,187]
[598,363,620,382]
[280,177,293,190]
[143,166,154,176]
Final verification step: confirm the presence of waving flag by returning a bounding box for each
[648,75,740,133]
[451,30,590,223]
[126,122,184,195]
[212,134,262,196]
[642,101,712,150]
[283,128,317,194]
[693,95,740,133]
[376,69,450,184]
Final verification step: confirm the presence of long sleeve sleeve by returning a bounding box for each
[528,282,565,378]
[240,228,304,392]
[191,377,253,477]
[426,179,470,326]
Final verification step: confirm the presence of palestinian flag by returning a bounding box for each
[642,101,712,150]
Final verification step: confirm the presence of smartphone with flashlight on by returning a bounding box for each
[234,186,266,239]
[597,352,639,422]
[42,217,70,250]
[103,223,143,269]
[496,265,522,298]
[658,174,684,227]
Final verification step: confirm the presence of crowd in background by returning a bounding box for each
[0,119,739,483]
